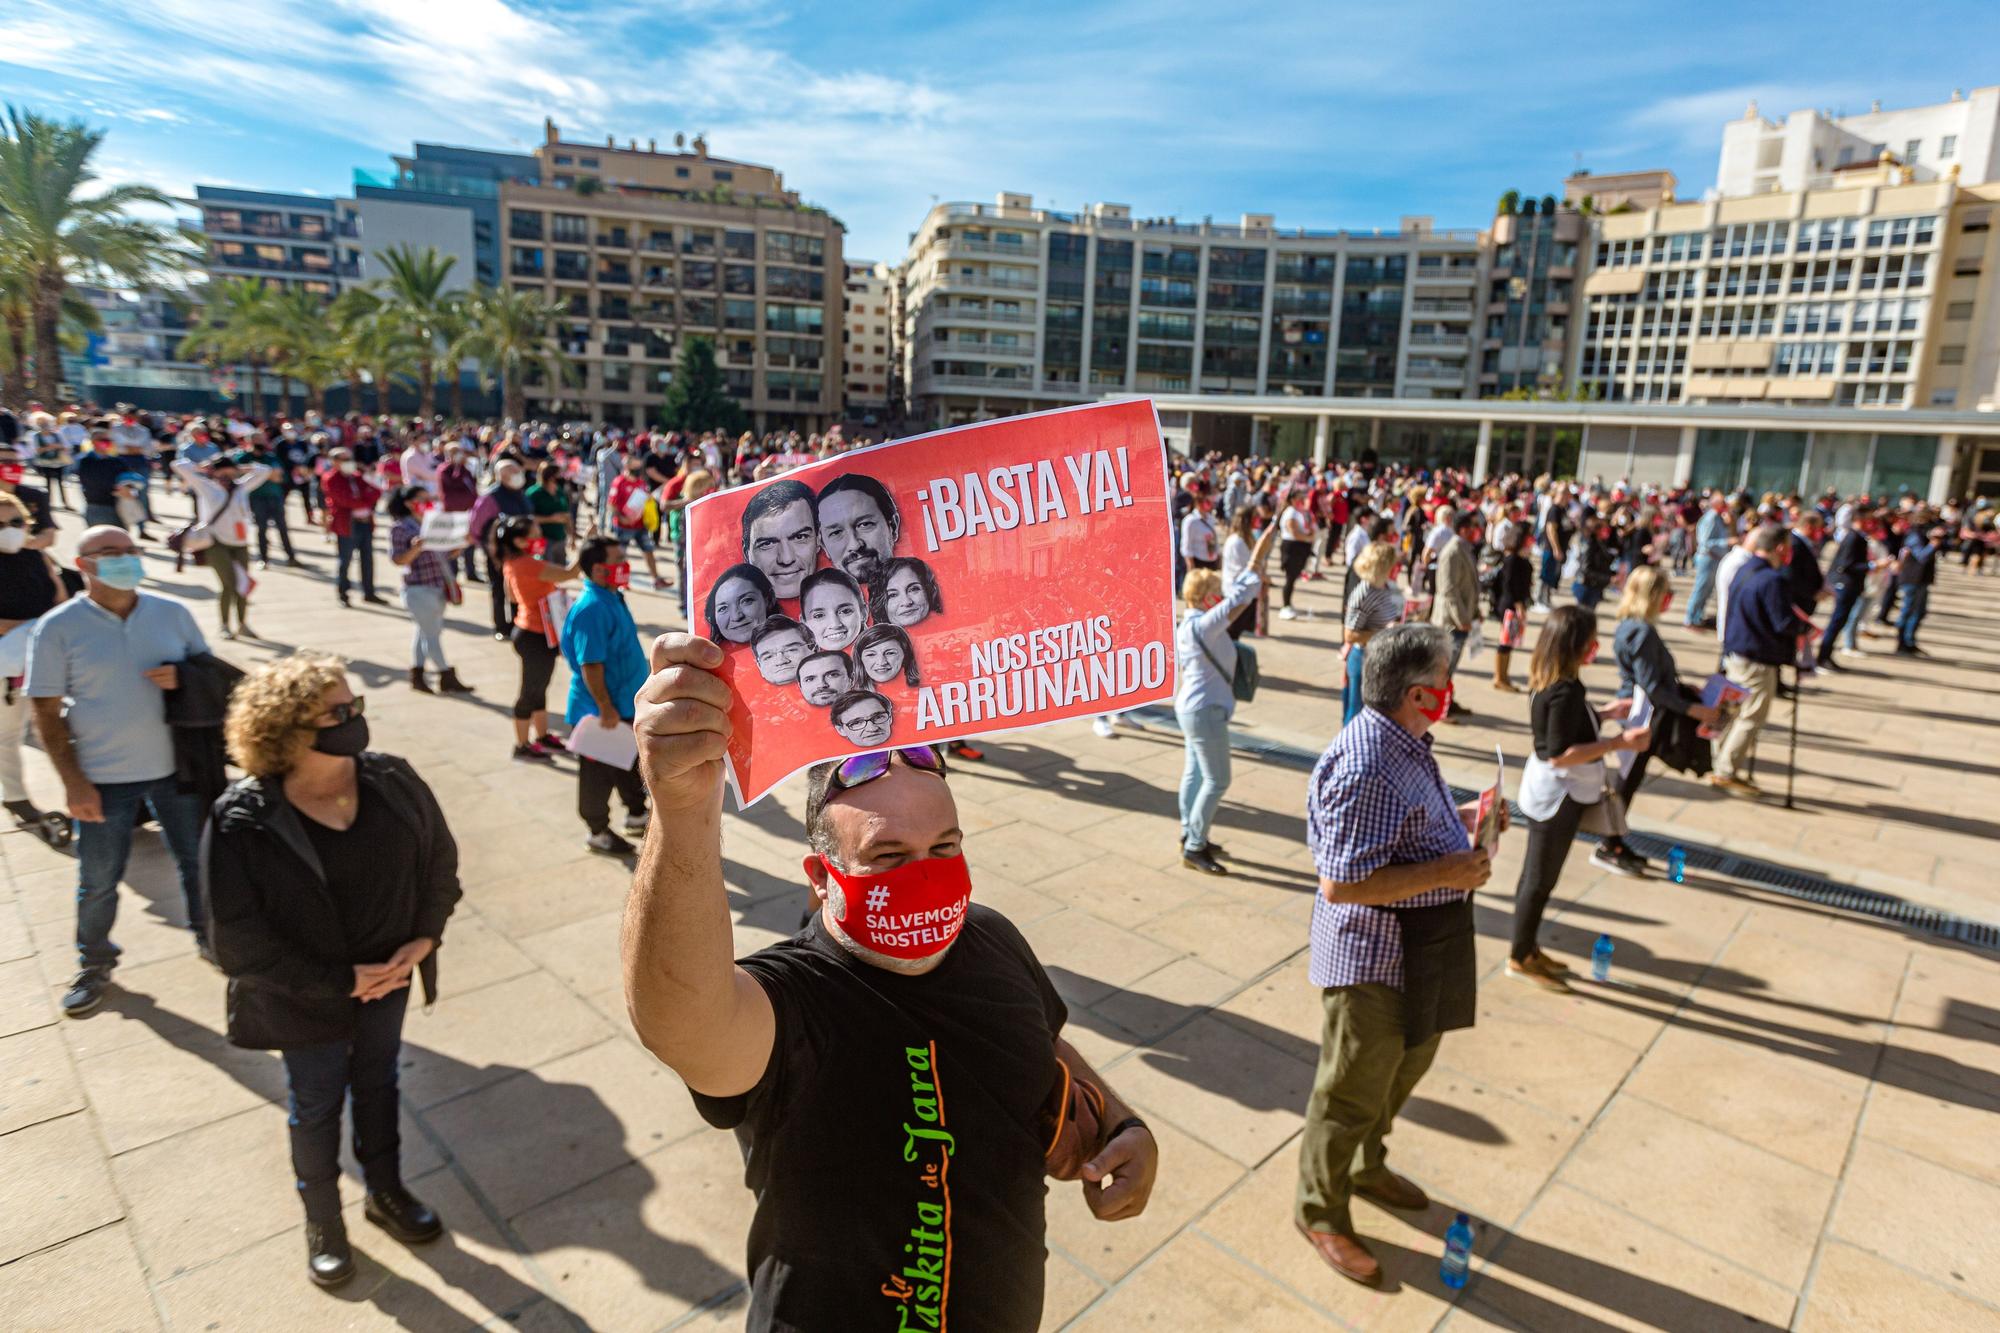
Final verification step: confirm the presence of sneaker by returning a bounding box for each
[532,733,568,757]
[1709,774,1761,799]
[511,743,554,764]
[1278,606,1299,621]
[1589,847,1647,879]
[1181,846,1229,875]
[362,593,388,605]
[1092,716,1117,739]
[622,811,650,836]
[62,968,110,1017]
[1532,949,1572,976]
[586,830,636,856]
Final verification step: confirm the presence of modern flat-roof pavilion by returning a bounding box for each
[1139,394,2000,502]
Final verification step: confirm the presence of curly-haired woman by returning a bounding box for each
[205,652,462,1289]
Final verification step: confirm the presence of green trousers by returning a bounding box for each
[1295,983,1440,1235]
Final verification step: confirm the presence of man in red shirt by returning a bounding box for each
[319,447,385,606]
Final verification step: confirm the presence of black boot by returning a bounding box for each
[408,667,434,693]
[364,1184,443,1245]
[305,1217,355,1288]
[436,668,475,695]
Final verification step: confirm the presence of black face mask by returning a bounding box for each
[310,715,370,757]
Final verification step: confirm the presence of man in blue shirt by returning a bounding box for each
[1684,494,1734,629]
[1893,516,1944,656]
[1713,525,1798,798]
[561,535,650,854]
[26,525,210,1015]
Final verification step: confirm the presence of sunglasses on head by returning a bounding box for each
[829,745,947,795]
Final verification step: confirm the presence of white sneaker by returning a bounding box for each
[1092,716,1116,739]
[1279,606,1299,620]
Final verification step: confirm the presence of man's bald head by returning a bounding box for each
[77,524,136,558]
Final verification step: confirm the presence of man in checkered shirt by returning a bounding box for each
[1294,622,1501,1288]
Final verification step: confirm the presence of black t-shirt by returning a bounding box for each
[73,453,129,506]
[299,789,420,963]
[1531,677,1597,761]
[692,905,1067,1333]
[0,548,58,620]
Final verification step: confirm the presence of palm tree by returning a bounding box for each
[268,286,344,416]
[457,284,576,423]
[328,286,380,412]
[351,305,424,415]
[0,106,186,406]
[373,243,458,419]
[179,276,279,417]
[0,265,101,406]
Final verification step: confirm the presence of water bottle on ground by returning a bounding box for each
[1667,845,1686,883]
[1592,933,1614,982]
[1440,1212,1475,1289]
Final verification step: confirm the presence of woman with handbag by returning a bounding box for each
[1175,518,1279,874]
[207,652,462,1288]
[1509,606,1649,993]
[1597,565,1720,877]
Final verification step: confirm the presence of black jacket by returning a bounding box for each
[203,752,461,1050]
[1827,530,1870,590]
[166,652,244,811]
[1786,532,1824,612]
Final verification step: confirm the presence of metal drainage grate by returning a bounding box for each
[1121,706,2000,952]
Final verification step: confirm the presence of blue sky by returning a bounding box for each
[4,0,1998,262]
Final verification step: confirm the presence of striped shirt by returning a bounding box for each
[390,517,451,589]
[1306,707,1470,989]
[1344,583,1406,633]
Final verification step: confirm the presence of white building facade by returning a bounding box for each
[900,194,1483,431]
[1718,88,2000,197]
[841,260,895,423]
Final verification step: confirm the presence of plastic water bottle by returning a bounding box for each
[1667,846,1687,883]
[1440,1212,1475,1289]
[1592,933,1614,982]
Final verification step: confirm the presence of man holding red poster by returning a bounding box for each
[684,400,1177,805]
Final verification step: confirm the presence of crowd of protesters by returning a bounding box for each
[1,391,1991,1316]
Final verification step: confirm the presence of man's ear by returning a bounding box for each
[802,854,830,904]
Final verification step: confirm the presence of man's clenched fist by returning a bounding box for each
[634,633,734,814]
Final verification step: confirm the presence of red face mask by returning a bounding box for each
[1414,681,1453,723]
[602,561,631,589]
[526,537,547,557]
[0,464,23,485]
[821,854,974,962]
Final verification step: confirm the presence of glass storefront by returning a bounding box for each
[1803,432,1870,498]
[1745,430,1808,498]
[1690,429,1748,491]
[1871,434,1936,500]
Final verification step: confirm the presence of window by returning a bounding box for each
[724,230,755,260]
[1905,139,1921,163]
[1941,134,1958,159]
[676,167,690,178]
[723,298,757,330]
[714,170,733,182]
[1939,345,1966,365]
[580,157,600,168]
[553,154,573,166]
[552,213,588,245]
[1947,300,1976,320]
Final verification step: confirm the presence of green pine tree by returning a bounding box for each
[659,334,748,434]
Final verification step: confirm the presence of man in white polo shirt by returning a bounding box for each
[27,525,210,1017]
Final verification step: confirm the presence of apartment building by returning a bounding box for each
[353,142,542,288]
[899,194,1482,430]
[841,260,896,423]
[182,186,354,295]
[1480,197,1584,394]
[498,122,844,429]
[1718,88,2000,196]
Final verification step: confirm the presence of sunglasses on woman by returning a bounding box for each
[0,518,24,529]
[827,745,947,795]
[323,696,366,725]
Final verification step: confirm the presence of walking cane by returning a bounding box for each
[1784,663,1799,811]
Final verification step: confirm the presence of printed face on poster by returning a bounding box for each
[685,399,1176,805]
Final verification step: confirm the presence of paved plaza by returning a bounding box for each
[2,501,1998,1332]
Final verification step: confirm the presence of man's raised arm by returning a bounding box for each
[622,632,775,1096]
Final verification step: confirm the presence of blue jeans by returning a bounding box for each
[1177,704,1231,853]
[76,775,205,971]
[336,522,376,597]
[1843,591,1873,650]
[1342,645,1366,725]
[1897,584,1928,650]
[282,986,408,1222]
[1573,581,1604,609]
[84,502,123,530]
[1685,555,1717,625]
[402,584,450,670]
[1819,581,1861,663]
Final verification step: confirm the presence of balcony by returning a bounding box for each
[1404,359,1468,383]
[914,371,1042,393]
[937,270,1040,294]
[597,267,633,286]
[1274,264,1336,285]
[926,333,1035,358]
[509,220,544,242]
[939,235,1037,260]
[1414,265,1478,284]
[597,231,631,249]
[927,304,1036,326]
[1406,334,1470,352]
[1271,293,1332,316]
[1411,300,1474,317]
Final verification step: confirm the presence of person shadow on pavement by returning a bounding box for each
[105,991,743,1329]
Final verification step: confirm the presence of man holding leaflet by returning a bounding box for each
[560,536,650,854]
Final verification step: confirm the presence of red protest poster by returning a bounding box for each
[684,399,1175,805]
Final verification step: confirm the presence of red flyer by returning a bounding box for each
[684,400,1175,805]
